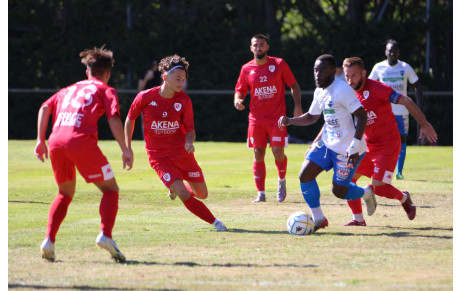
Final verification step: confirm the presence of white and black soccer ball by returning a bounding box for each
[287,211,314,235]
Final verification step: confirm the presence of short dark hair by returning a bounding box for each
[385,39,399,49]
[316,54,336,69]
[79,45,114,77]
[158,54,189,78]
[251,34,268,43]
[343,57,365,70]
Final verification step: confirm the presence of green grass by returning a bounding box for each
[8,140,453,290]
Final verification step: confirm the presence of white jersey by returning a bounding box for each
[309,78,366,155]
[368,60,419,115]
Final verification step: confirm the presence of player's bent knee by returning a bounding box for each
[331,185,347,199]
[177,189,192,202]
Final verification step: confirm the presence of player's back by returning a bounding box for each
[45,77,119,148]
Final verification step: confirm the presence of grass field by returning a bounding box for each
[8,140,453,290]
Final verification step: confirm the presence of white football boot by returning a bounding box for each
[213,219,228,232]
[40,237,55,262]
[96,232,126,263]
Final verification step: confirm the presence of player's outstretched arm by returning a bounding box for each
[278,113,321,130]
[34,105,51,162]
[108,116,133,170]
[398,95,437,143]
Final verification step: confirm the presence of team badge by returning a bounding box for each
[269,65,275,72]
[400,70,404,76]
[363,91,370,99]
[163,173,171,182]
[174,103,182,111]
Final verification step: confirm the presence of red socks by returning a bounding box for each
[46,193,72,243]
[99,190,119,238]
[182,196,215,224]
[253,161,266,191]
[374,184,404,200]
[275,157,287,180]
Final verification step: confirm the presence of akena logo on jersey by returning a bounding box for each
[254,85,277,100]
[151,120,180,134]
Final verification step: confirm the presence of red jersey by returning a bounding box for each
[43,77,120,149]
[235,56,297,126]
[355,78,402,147]
[127,86,194,158]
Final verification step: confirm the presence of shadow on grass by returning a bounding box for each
[315,226,452,239]
[228,228,286,234]
[288,201,435,209]
[8,200,49,204]
[8,284,177,291]
[123,260,318,269]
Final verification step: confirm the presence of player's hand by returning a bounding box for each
[234,99,245,111]
[34,141,48,162]
[185,142,195,153]
[278,116,290,130]
[346,138,362,168]
[419,122,437,144]
[122,149,134,170]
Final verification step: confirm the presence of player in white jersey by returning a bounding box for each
[368,39,423,180]
[278,54,377,233]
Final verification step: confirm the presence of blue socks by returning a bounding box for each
[300,180,321,208]
[397,142,406,175]
[343,183,365,200]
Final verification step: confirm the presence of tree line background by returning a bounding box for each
[8,0,453,145]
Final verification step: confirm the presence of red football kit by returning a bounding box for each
[43,77,120,184]
[355,78,402,183]
[235,56,296,148]
[127,87,204,188]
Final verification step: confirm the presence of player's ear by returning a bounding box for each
[362,69,367,78]
[86,70,89,77]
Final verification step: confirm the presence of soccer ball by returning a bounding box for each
[287,211,315,235]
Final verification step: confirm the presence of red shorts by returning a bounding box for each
[148,151,205,189]
[247,123,288,148]
[356,142,401,184]
[49,144,113,185]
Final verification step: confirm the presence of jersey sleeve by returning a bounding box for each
[340,86,362,114]
[103,87,121,119]
[182,96,195,132]
[280,60,297,87]
[308,91,322,115]
[42,91,60,110]
[127,92,145,120]
[368,65,379,80]
[406,63,419,84]
[235,67,249,95]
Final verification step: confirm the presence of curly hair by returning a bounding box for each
[158,54,189,78]
[79,45,114,77]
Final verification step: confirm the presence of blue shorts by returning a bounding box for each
[305,141,365,187]
[395,115,409,136]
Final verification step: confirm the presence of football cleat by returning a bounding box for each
[40,237,55,262]
[311,217,329,234]
[401,191,416,220]
[168,190,177,200]
[343,220,366,226]
[96,232,126,263]
[396,174,404,180]
[277,179,287,202]
[252,194,266,203]
[363,184,377,216]
[213,219,228,232]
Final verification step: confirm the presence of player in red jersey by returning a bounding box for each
[341,57,437,226]
[234,34,302,203]
[124,54,228,232]
[34,46,133,262]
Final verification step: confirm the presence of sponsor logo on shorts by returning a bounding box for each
[383,170,393,184]
[163,173,171,182]
[336,161,352,169]
[272,136,281,142]
[102,164,114,180]
[374,167,380,173]
[88,174,102,179]
[250,137,254,145]
[336,168,350,180]
[188,172,201,178]
[336,154,348,161]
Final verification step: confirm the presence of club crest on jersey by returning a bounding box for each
[174,103,182,111]
[400,70,404,76]
[269,65,275,72]
[363,91,370,99]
